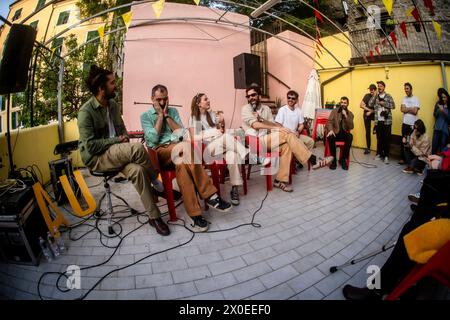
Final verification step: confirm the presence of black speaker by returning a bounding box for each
[233,53,261,89]
[0,24,37,95]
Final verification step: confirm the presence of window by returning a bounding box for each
[11,111,18,129]
[30,20,39,30]
[12,8,22,21]
[0,115,2,133]
[52,37,64,56]
[57,11,70,25]
[36,0,46,11]
[0,96,5,111]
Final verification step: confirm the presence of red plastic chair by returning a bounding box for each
[311,108,332,142]
[324,138,350,168]
[385,240,450,300]
[245,135,285,191]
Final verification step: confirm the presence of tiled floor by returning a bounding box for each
[0,147,424,300]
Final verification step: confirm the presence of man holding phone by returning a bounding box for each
[140,85,231,233]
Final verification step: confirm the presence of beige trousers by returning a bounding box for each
[260,130,312,182]
[92,142,160,219]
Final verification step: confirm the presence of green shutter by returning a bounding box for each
[12,112,16,129]
[0,96,5,111]
[36,0,46,11]
[30,20,39,30]
[57,11,70,25]
[12,8,22,21]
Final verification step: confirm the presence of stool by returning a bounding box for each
[89,170,132,235]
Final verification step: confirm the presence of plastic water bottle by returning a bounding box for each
[47,232,60,257]
[39,237,53,262]
[53,227,65,253]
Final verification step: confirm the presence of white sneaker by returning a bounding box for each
[375,154,381,160]
[384,157,389,164]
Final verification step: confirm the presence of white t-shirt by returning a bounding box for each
[377,93,386,121]
[275,105,304,132]
[188,111,217,132]
[401,95,420,126]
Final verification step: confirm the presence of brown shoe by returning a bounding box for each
[149,217,170,236]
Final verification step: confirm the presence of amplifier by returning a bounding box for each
[0,198,48,265]
[49,157,78,205]
[0,185,34,216]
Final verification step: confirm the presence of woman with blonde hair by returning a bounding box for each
[189,93,247,206]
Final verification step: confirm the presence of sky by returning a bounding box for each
[0,0,16,21]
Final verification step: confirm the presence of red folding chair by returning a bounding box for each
[385,240,450,300]
[246,135,287,191]
[324,137,350,168]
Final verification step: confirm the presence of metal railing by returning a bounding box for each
[349,20,450,64]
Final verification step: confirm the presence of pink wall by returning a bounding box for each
[266,30,315,105]
[122,3,250,131]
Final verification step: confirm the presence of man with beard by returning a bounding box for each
[241,84,332,192]
[77,65,170,236]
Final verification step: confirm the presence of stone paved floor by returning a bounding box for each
[0,147,424,300]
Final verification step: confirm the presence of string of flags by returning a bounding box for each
[363,0,443,63]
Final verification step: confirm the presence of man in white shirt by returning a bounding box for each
[275,90,314,151]
[399,82,420,165]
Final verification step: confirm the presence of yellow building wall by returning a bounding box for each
[0,0,105,134]
[315,31,450,150]
[0,120,83,183]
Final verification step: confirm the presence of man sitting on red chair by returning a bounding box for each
[140,85,231,233]
[326,96,354,170]
[241,84,332,192]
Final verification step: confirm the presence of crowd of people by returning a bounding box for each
[77,64,449,299]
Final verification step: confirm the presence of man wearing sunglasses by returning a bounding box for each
[141,85,231,233]
[241,84,332,192]
[275,90,314,151]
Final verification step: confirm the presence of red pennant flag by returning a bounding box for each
[400,21,408,38]
[411,8,420,22]
[381,38,387,46]
[314,0,319,6]
[316,36,325,49]
[390,31,397,47]
[375,45,381,56]
[369,50,375,62]
[315,9,324,23]
[423,0,435,15]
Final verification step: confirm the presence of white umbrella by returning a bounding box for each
[301,69,321,119]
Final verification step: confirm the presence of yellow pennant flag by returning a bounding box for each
[432,20,442,40]
[193,0,200,5]
[98,24,105,42]
[152,0,165,19]
[354,0,358,4]
[122,11,133,29]
[382,0,394,16]
[406,7,414,16]
[51,47,56,58]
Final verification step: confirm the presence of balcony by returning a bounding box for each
[349,20,450,65]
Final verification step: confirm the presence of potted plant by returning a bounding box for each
[325,100,335,109]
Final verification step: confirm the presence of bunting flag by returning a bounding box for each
[375,45,381,56]
[390,31,397,47]
[97,24,105,42]
[369,50,375,62]
[432,20,442,40]
[400,21,408,38]
[354,0,359,4]
[51,47,56,59]
[381,38,387,46]
[382,0,394,16]
[152,0,165,19]
[122,11,133,29]
[408,7,420,23]
[193,0,200,5]
[423,0,435,15]
[314,0,319,6]
[314,9,324,23]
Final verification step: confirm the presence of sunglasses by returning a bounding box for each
[246,93,258,99]
[287,96,297,100]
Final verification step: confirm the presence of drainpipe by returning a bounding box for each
[441,61,448,91]
[320,67,354,105]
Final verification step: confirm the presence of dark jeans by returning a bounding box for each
[432,130,449,154]
[376,121,391,158]
[400,124,414,161]
[327,131,353,164]
[403,147,426,172]
[364,116,372,149]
